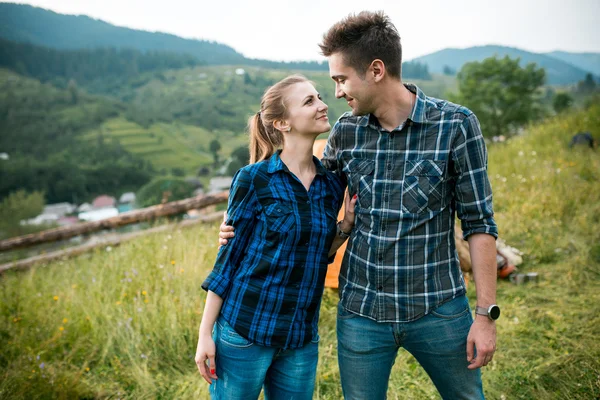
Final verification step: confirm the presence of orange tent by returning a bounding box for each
[313,139,345,289]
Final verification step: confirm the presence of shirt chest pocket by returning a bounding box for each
[402,160,446,214]
[343,159,375,209]
[264,203,295,233]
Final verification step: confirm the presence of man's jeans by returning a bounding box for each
[209,316,319,400]
[337,295,485,400]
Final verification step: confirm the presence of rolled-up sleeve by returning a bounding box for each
[452,113,498,240]
[201,168,257,298]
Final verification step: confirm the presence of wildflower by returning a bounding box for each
[144,299,149,304]
[53,296,59,301]
[518,151,524,156]
[39,362,45,369]
[59,326,64,331]
[72,284,77,289]
[142,291,147,296]
[63,318,68,323]
[116,301,122,305]
[85,367,90,372]
[180,268,184,273]
[171,260,176,265]
[106,246,112,252]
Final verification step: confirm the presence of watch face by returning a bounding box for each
[489,305,501,320]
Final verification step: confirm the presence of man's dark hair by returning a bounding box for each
[319,11,402,79]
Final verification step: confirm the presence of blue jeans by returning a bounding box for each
[209,316,319,400]
[337,295,484,400]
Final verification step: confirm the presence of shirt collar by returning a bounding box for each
[356,83,428,128]
[267,150,327,176]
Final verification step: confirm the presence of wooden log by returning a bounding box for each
[0,192,228,252]
[0,211,225,273]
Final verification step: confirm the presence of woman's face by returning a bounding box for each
[283,81,330,135]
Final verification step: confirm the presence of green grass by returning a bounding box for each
[80,117,249,174]
[1,105,599,399]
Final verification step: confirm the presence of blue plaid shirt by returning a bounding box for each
[202,151,344,349]
[322,84,498,323]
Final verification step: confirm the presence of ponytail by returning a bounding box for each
[246,74,311,164]
[248,112,283,164]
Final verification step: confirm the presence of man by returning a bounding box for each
[220,11,499,399]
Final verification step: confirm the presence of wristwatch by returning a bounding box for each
[336,221,352,239]
[475,304,501,321]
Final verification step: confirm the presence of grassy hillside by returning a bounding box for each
[1,97,598,400]
[79,117,248,175]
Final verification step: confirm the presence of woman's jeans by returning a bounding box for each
[210,316,319,400]
[337,294,485,400]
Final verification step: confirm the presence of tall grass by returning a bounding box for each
[1,105,599,399]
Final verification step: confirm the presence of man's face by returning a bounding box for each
[328,52,374,116]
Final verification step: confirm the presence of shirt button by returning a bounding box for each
[305,242,309,246]
[306,200,311,204]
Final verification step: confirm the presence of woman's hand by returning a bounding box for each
[340,191,357,233]
[195,332,218,384]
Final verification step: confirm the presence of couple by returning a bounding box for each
[196,11,499,400]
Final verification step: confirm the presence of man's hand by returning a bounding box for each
[466,316,496,369]
[218,212,234,246]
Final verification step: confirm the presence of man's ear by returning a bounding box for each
[369,59,386,83]
[273,119,291,133]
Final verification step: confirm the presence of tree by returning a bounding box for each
[553,93,573,114]
[0,190,45,239]
[442,65,456,76]
[209,139,222,165]
[577,73,597,93]
[136,177,195,208]
[450,56,546,138]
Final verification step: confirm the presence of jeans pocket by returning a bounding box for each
[337,303,358,320]
[429,296,470,320]
[310,333,321,344]
[217,319,253,348]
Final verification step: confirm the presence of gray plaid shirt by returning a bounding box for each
[322,84,498,323]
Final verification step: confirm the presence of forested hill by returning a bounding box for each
[0,3,432,79]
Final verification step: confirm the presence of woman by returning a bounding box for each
[194,75,355,399]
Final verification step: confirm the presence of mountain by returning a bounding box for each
[411,45,593,85]
[0,3,245,65]
[545,51,600,77]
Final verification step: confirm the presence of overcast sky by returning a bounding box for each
[11,0,600,62]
